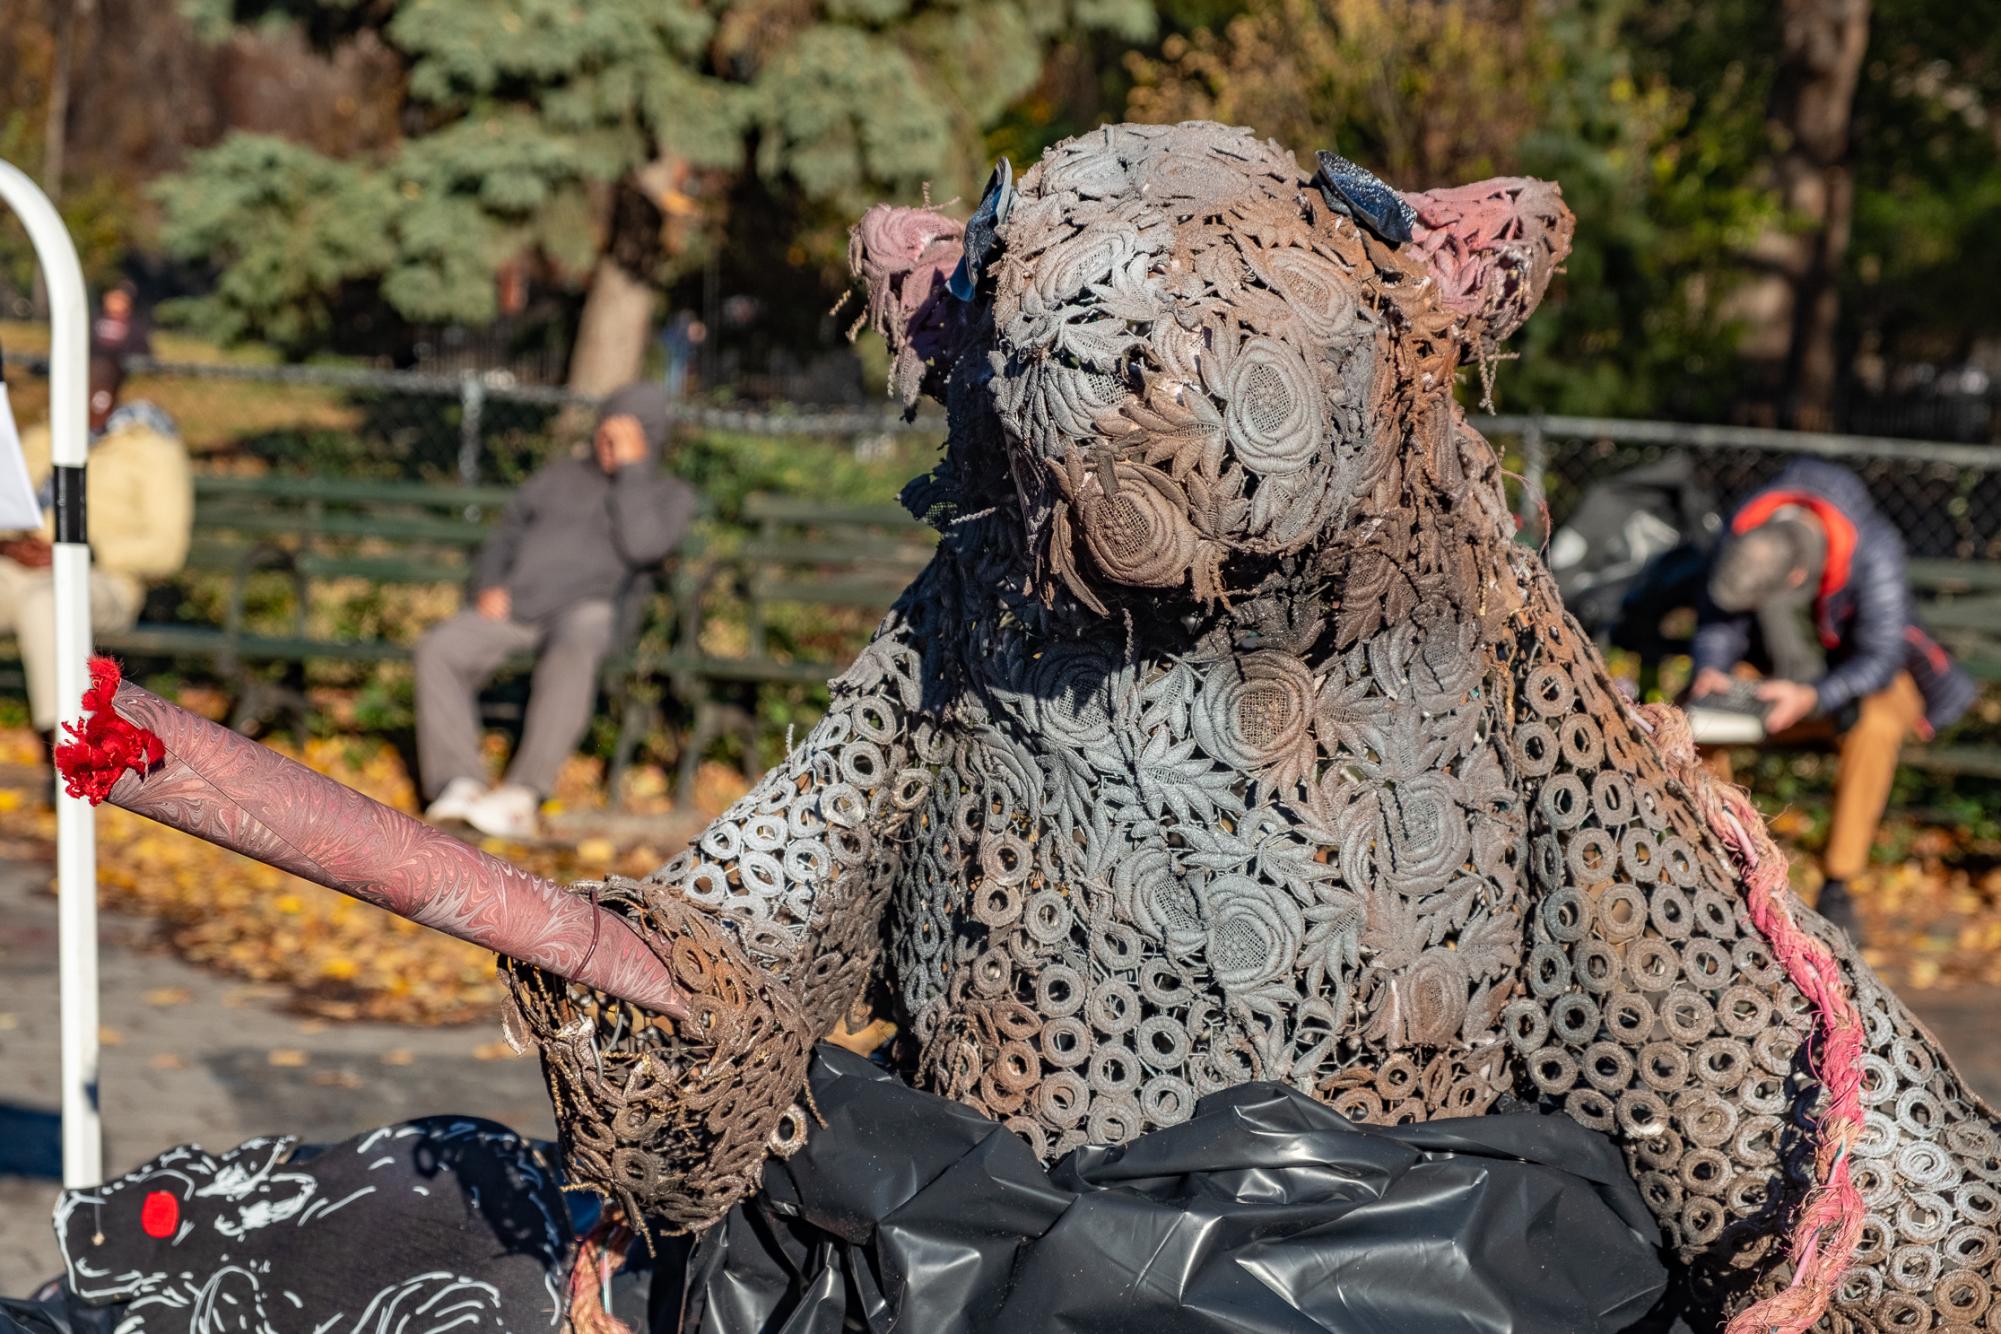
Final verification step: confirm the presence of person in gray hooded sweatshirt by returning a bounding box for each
[415,383,696,837]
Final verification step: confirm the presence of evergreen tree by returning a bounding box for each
[160,0,1155,389]
[1124,0,1774,420]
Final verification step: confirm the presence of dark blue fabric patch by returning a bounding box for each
[1314,150,1417,245]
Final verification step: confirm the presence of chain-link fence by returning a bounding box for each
[0,352,936,487]
[1487,415,2001,561]
[3,353,1995,558]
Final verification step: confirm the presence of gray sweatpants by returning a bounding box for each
[413,600,614,799]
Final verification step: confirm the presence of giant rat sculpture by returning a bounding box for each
[505,121,2001,1332]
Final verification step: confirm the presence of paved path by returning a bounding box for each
[3,844,1999,1296]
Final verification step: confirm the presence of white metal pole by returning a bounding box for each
[0,159,100,1187]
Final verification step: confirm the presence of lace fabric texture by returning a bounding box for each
[506,121,2001,1329]
[501,889,814,1235]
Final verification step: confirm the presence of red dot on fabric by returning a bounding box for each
[139,1190,178,1239]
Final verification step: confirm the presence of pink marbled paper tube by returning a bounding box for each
[84,677,685,1018]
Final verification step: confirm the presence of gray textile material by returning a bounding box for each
[1753,587,1825,684]
[413,601,615,797]
[1707,515,1821,613]
[597,382,672,456]
[469,384,695,627]
[504,124,2001,1329]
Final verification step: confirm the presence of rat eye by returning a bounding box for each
[140,1189,179,1239]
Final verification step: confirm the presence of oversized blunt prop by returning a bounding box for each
[55,659,685,1018]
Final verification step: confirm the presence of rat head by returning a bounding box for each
[54,1136,313,1301]
[853,121,1572,614]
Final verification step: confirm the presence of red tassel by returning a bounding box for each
[53,658,164,806]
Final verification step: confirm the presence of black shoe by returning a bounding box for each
[1815,878,1864,947]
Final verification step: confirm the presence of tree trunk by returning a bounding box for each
[566,170,676,398]
[34,0,93,314]
[42,0,91,202]
[1735,0,1872,429]
[1775,0,1869,430]
[568,255,656,398]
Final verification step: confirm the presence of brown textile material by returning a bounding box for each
[503,882,816,1235]
[508,122,2001,1329]
[1827,672,1925,882]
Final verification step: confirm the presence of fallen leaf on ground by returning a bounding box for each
[267,1048,308,1067]
[143,987,193,1007]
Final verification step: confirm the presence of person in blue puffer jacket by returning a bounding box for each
[1690,458,1977,943]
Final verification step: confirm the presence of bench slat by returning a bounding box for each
[195,475,516,509]
[740,538,936,566]
[749,576,912,607]
[192,511,488,544]
[1909,560,2001,594]
[743,495,918,527]
[659,653,835,686]
[1920,600,2001,633]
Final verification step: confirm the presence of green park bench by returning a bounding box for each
[0,474,666,790]
[653,491,937,796]
[0,476,941,799]
[4,474,1991,791]
[1903,560,2001,779]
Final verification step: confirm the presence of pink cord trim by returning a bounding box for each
[1635,704,1866,1334]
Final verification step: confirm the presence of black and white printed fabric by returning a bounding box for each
[46,1117,570,1334]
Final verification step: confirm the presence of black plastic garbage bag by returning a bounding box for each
[678,1046,1668,1334]
[0,1290,114,1334]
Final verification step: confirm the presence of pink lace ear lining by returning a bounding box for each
[851,208,961,326]
[848,205,967,407]
[1404,178,1572,336]
[1636,702,1866,1334]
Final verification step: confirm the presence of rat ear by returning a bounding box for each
[848,204,966,410]
[208,1135,299,1192]
[1403,176,1575,357]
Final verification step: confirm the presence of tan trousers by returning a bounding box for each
[1701,672,1927,883]
[0,558,143,731]
[412,601,615,799]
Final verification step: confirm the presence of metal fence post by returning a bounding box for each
[1518,416,1548,541]
[457,371,485,489]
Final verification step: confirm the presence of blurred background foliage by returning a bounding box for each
[0,0,1995,430]
[2,0,1997,1021]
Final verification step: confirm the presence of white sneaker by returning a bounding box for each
[424,776,488,824]
[463,783,542,840]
